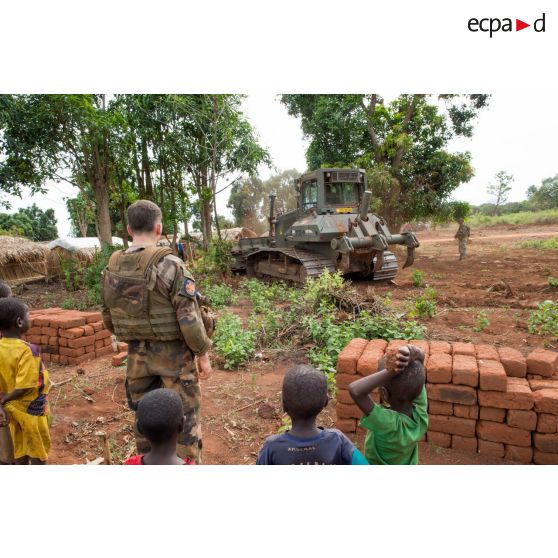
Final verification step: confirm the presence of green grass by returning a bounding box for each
[467,208,558,228]
[518,237,558,250]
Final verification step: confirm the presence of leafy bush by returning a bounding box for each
[83,245,121,306]
[193,239,233,278]
[59,253,87,291]
[473,311,489,332]
[201,283,237,308]
[304,269,345,308]
[409,287,437,318]
[213,311,256,369]
[241,279,291,313]
[411,270,423,288]
[548,277,558,289]
[60,297,87,311]
[519,237,558,250]
[528,301,558,337]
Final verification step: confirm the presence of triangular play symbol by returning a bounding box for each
[516,19,530,31]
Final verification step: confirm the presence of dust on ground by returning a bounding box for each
[40,223,558,464]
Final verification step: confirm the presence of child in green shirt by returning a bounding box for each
[349,345,428,465]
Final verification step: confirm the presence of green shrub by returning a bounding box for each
[304,269,345,308]
[411,270,423,288]
[548,277,558,288]
[59,253,86,291]
[409,287,437,318]
[528,300,558,337]
[473,311,490,332]
[201,283,237,308]
[193,239,233,278]
[213,311,256,369]
[83,245,121,306]
[519,237,558,250]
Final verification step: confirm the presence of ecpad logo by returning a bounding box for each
[468,13,546,37]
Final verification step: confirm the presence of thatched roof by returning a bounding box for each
[0,236,49,266]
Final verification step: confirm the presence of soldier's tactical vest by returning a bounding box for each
[102,246,182,342]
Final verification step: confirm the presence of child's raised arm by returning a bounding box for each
[348,345,425,416]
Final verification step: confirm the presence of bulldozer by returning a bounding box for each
[230,168,419,283]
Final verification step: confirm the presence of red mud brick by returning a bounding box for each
[40,335,49,345]
[408,340,429,357]
[68,353,96,366]
[537,413,558,434]
[364,339,387,352]
[51,354,60,364]
[71,335,96,349]
[498,347,527,378]
[85,345,95,354]
[429,340,451,354]
[33,316,51,327]
[59,327,84,340]
[42,345,58,354]
[454,404,479,419]
[40,326,58,337]
[527,350,558,378]
[478,360,508,392]
[478,378,534,410]
[452,342,476,357]
[507,410,537,431]
[337,374,357,390]
[505,445,533,464]
[95,339,105,350]
[50,315,86,329]
[104,337,113,347]
[27,326,42,336]
[92,321,104,333]
[387,339,408,350]
[429,415,476,437]
[27,335,42,345]
[426,431,451,448]
[337,389,354,406]
[534,433,558,453]
[59,337,68,347]
[428,400,453,416]
[452,435,477,452]
[96,346,115,358]
[533,450,558,465]
[477,420,532,447]
[59,355,69,365]
[478,439,505,459]
[533,389,558,415]
[117,342,129,353]
[529,379,558,391]
[356,350,383,376]
[337,403,362,420]
[48,337,59,347]
[42,353,51,363]
[475,344,499,361]
[336,418,357,433]
[427,384,477,405]
[95,330,112,341]
[82,311,102,324]
[426,352,452,383]
[59,346,86,358]
[83,325,95,336]
[452,354,478,387]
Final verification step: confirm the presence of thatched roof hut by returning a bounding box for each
[0,236,50,284]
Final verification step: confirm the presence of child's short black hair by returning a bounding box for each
[384,359,425,403]
[137,388,184,444]
[0,298,27,331]
[0,282,12,298]
[282,365,328,420]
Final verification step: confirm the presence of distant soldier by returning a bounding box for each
[454,218,470,260]
[101,200,213,463]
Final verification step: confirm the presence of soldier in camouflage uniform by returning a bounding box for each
[101,200,213,463]
[454,218,471,260]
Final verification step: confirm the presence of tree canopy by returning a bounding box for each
[281,94,489,228]
[0,203,58,241]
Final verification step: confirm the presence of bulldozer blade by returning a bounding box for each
[373,250,385,272]
[403,247,415,268]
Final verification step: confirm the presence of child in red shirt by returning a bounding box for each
[124,388,195,465]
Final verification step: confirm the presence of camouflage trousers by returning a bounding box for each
[458,237,468,259]
[125,339,202,463]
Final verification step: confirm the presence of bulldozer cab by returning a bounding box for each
[298,168,366,215]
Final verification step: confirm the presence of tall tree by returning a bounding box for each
[0,94,115,245]
[281,94,489,229]
[526,174,558,210]
[487,171,513,215]
[0,204,58,241]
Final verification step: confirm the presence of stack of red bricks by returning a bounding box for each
[335,338,558,464]
[24,308,114,366]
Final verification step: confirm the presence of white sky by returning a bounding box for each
[4,92,557,236]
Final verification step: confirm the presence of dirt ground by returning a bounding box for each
[35,223,558,464]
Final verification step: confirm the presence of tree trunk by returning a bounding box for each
[183,218,194,262]
[142,139,153,200]
[93,177,113,246]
